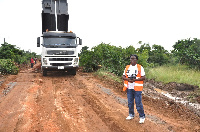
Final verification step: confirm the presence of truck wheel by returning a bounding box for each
[43,70,47,76]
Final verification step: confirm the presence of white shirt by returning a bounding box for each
[123,64,145,89]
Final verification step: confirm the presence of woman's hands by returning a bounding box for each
[128,78,136,83]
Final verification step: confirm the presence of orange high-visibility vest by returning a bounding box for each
[123,64,144,91]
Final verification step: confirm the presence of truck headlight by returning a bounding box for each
[73,58,79,65]
[43,58,47,65]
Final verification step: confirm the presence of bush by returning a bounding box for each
[79,50,97,72]
[0,59,19,75]
[79,43,150,76]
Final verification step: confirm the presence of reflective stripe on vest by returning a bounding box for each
[123,65,130,91]
[123,64,144,91]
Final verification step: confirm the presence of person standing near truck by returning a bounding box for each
[122,54,146,123]
[34,57,37,64]
[31,57,34,68]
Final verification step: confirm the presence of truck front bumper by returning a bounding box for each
[42,66,78,71]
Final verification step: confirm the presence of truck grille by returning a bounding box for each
[47,50,74,55]
[49,58,73,61]
[50,63,72,66]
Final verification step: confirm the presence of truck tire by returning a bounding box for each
[42,70,47,76]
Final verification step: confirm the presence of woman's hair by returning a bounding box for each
[130,54,138,60]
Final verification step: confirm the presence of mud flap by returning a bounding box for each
[42,70,47,76]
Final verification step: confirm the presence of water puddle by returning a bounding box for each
[154,88,200,116]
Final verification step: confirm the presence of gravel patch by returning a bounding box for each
[97,84,128,106]
[2,82,17,95]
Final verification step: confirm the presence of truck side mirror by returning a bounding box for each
[79,38,82,45]
[37,37,40,47]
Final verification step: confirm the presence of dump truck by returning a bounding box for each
[37,0,82,76]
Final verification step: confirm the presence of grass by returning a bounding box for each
[94,69,122,83]
[94,64,200,88]
[146,64,200,88]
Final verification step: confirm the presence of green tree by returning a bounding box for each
[172,38,200,69]
[0,43,22,59]
[79,46,89,57]
[148,44,169,66]
[137,43,151,54]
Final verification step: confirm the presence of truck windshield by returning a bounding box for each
[43,37,77,48]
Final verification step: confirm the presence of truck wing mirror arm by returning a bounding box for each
[79,38,82,45]
[37,37,40,47]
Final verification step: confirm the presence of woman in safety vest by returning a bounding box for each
[122,54,146,124]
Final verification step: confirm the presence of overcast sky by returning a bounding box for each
[0,0,200,54]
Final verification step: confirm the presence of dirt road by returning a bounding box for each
[0,63,199,132]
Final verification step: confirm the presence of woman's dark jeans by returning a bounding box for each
[31,63,33,68]
[127,89,145,118]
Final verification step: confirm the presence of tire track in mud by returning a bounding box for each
[48,74,127,132]
[81,91,126,132]
[14,84,43,132]
[73,74,140,132]
[14,73,71,131]
[36,76,73,132]
[51,76,85,132]
[53,75,112,132]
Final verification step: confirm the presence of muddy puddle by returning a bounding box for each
[144,81,200,116]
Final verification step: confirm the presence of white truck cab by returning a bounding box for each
[37,31,82,76]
